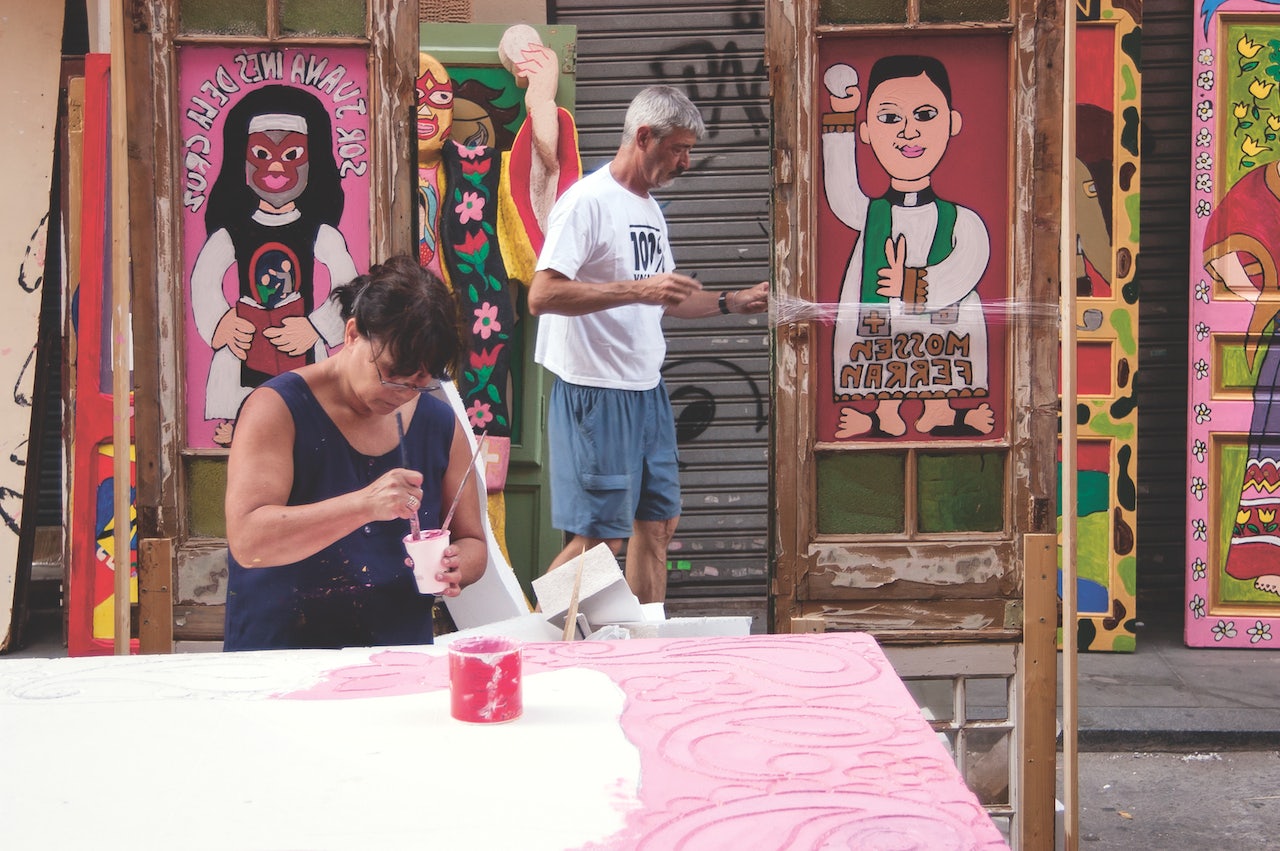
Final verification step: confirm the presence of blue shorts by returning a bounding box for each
[548,378,682,538]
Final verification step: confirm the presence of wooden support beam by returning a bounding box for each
[790,616,826,634]
[138,538,173,654]
[172,605,227,642]
[1021,533,1058,850]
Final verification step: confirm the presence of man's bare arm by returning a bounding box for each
[528,268,701,316]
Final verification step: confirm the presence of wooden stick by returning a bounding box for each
[395,412,420,540]
[1059,3,1080,844]
[110,1,133,656]
[440,431,487,534]
[562,544,587,642]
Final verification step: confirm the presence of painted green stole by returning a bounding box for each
[860,196,957,306]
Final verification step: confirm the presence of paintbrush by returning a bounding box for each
[440,430,488,534]
[562,543,587,642]
[395,411,421,541]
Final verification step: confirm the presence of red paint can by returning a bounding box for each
[448,636,523,723]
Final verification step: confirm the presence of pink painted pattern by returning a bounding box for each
[1187,6,1280,648]
[283,633,1008,849]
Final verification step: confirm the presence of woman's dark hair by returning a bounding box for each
[329,255,467,380]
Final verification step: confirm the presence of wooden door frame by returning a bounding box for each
[127,0,418,646]
[767,0,1065,639]
[767,3,1065,844]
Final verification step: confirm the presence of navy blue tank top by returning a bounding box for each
[224,372,455,651]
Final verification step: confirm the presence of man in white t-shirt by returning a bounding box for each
[529,85,769,603]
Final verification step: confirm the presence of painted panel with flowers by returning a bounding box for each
[1186,7,1280,648]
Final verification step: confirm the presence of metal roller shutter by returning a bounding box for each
[550,1,772,601]
[1137,2,1192,619]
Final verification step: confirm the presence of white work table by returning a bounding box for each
[0,632,1007,849]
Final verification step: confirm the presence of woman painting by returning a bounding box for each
[223,256,487,650]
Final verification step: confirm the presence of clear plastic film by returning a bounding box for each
[769,293,1063,327]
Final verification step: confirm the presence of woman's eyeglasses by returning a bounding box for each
[372,357,443,393]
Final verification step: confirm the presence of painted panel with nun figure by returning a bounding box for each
[179,45,370,450]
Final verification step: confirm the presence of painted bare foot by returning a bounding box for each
[914,402,954,433]
[213,420,236,447]
[876,404,906,436]
[834,405,905,439]
[1255,574,1280,596]
[916,402,995,436]
[960,403,995,434]
[835,407,874,438]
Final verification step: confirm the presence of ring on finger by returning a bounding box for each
[407,495,419,509]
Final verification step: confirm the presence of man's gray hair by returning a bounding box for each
[621,85,706,144]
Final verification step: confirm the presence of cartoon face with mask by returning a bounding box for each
[416,54,454,161]
[245,113,310,210]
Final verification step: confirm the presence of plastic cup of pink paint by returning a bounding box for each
[404,529,450,595]
[448,636,523,723]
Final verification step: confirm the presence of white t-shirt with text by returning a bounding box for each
[534,164,674,390]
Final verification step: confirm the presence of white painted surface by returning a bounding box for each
[435,381,533,628]
[0,5,65,650]
[0,650,640,849]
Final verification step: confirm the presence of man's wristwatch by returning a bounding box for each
[718,290,731,315]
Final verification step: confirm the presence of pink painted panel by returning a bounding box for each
[178,45,371,449]
[1187,4,1280,647]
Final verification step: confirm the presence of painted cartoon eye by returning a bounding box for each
[912,106,939,122]
[249,144,273,161]
[280,146,305,162]
[876,111,903,125]
[1083,180,1098,199]
[428,89,454,108]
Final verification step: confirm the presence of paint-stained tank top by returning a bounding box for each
[223,372,455,651]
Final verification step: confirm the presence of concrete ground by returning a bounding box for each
[1069,617,1280,751]
[1060,617,1280,848]
[1064,750,1280,848]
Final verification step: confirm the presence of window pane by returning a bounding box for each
[816,451,905,534]
[939,729,958,759]
[964,677,1010,721]
[819,0,906,25]
[181,0,267,36]
[963,728,1012,806]
[917,452,1004,533]
[904,678,955,722]
[282,0,367,38]
[188,457,228,538]
[920,0,1010,22]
